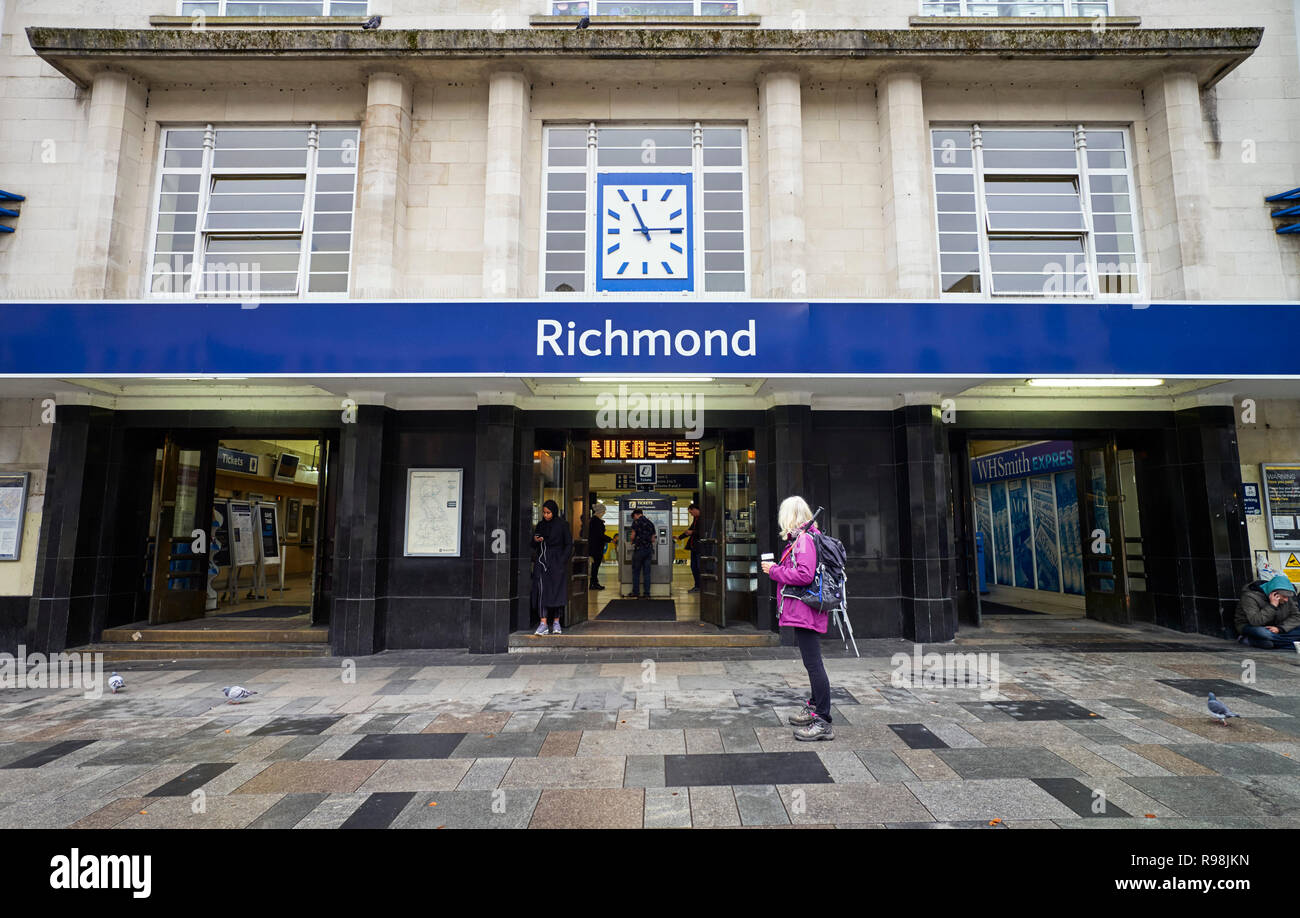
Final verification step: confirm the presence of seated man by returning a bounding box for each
[1236,575,1300,649]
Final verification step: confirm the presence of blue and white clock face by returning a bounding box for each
[596,172,693,292]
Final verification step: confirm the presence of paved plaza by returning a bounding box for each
[4,615,1300,829]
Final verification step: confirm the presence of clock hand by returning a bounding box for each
[629,203,651,241]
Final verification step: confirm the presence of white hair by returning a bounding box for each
[778,495,814,541]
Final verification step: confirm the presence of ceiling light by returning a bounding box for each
[577,377,714,383]
[1025,378,1163,388]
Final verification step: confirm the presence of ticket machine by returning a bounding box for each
[617,491,673,598]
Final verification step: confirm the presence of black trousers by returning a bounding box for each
[791,626,832,722]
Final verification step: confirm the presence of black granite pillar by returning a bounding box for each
[761,405,812,634]
[893,405,957,643]
[469,405,524,654]
[330,405,389,656]
[1170,406,1253,637]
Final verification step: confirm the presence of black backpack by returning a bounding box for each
[780,528,847,614]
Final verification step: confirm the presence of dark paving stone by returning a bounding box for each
[340,792,417,829]
[1156,679,1267,698]
[182,717,249,737]
[732,686,859,707]
[359,713,409,734]
[486,665,519,679]
[935,747,1086,779]
[1124,776,1300,820]
[1247,695,1300,717]
[376,680,415,695]
[1063,722,1129,743]
[1165,743,1300,776]
[250,715,344,736]
[1,740,95,769]
[80,737,194,766]
[987,700,1102,721]
[1032,778,1131,818]
[889,724,949,750]
[451,732,546,758]
[261,736,327,761]
[339,733,466,760]
[146,763,234,797]
[663,752,833,788]
[958,702,1017,723]
[247,793,329,829]
[572,664,603,676]
[1253,718,1300,739]
[536,711,619,732]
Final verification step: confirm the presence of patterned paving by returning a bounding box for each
[4,615,1300,828]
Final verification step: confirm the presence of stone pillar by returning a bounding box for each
[482,69,530,297]
[74,71,148,298]
[469,405,525,653]
[1143,70,1216,298]
[893,403,957,643]
[877,71,935,298]
[759,71,807,298]
[331,404,389,656]
[354,72,413,298]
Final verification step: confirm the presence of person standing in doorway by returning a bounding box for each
[762,495,834,741]
[677,502,701,593]
[630,508,656,599]
[531,499,572,635]
[589,503,612,590]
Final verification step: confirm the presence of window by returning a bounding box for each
[179,1,367,15]
[918,0,1110,16]
[542,123,749,296]
[931,125,1140,297]
[149,125,359,297]
[548,1,741,16]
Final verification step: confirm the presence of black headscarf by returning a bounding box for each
[535,499,565,544]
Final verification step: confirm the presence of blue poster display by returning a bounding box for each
[1054,471,1084,596]
[1007,479,1034,589]
[974,484,996,587]
[1030,476,1060,593]
[990,482,1012,587]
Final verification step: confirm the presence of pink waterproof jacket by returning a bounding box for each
[768,528,829,633]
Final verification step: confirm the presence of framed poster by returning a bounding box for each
[299,502,316,547]
[1262,463,1300,549]
[212,499,232,568]
[404,468,463,557]
[257,501,280,566]
[227,500,256,567]
[286,498,301,538]
[0,473,29,561]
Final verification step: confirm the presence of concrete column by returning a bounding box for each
[482,69,530,298]
[759,71,806,298]
[74,71,148,298]
[1143,70,1217,299]
[354,72,412,299]
[877,71,935,299]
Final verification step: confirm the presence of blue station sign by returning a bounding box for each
[971,440,1075,485]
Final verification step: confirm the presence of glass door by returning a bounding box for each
[1076,438,1128,624]
[565,437,590,625]
[699,441,725,627]
[148,434,212,624]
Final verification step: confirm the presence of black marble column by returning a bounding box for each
[761,405,812,634]
[330,405,389,656]
[469,405,524,654]
[1169,406,1253,637]
[893,405,957,643]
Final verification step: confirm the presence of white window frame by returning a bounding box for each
[548,0,743,15]
[931,123,1144,300]
[539,121,752,299]
[144,123,360,299]
[918,0,1112,16]
[176,0,367,16]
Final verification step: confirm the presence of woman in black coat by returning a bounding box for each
[531,499,573,635]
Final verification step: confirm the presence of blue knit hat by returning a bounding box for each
[1263,575,1296,595]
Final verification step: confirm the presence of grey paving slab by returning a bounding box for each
[733,784,790,826]
[623,754,666,788]
[778,783,932,825]
[483,693,576,712]
[246,792,329,829]
[906,779,1081,821]
[1163,743,1300,776]
[456,757,514,791]
[689,785,741,827]
[935,747,1088,780]
[450,732,547,758]
[644,786,692,828]
[857,750,919,784]
[393,789,540,828]
[648,709,782,730]
[536,711,619,732]
[1124,775,1300,820]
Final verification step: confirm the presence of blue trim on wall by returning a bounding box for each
[3,299,1300,376]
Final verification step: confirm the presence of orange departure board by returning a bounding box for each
[590,439,701,461]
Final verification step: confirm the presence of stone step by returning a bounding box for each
[508,632,780,650]
[101,626,328,644]
[68,642,331,661]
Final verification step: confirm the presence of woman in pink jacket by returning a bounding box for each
[761,495,834,741]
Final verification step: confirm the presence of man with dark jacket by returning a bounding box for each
[1236,575,1300,649]
[629,508,656,599]
[677,503,701,593]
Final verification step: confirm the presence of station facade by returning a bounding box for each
[2,0,1300,654]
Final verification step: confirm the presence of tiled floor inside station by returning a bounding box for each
[4,613,1300,828]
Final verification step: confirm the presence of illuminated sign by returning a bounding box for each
[590,439,701,461]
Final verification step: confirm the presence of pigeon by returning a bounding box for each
[1207,692,1240,725]
[362,14,382,29]
[222,685,257,704]
[108,672,124,694]
[577,15,590,28]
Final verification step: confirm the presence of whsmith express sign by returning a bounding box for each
[970,441,1075,485]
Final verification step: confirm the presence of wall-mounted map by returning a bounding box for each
[405,468,463,557]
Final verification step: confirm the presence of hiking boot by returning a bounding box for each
[793,715,834,741]
[533,622,549,636]
[550,620,562,635]
[788,702,815,726]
